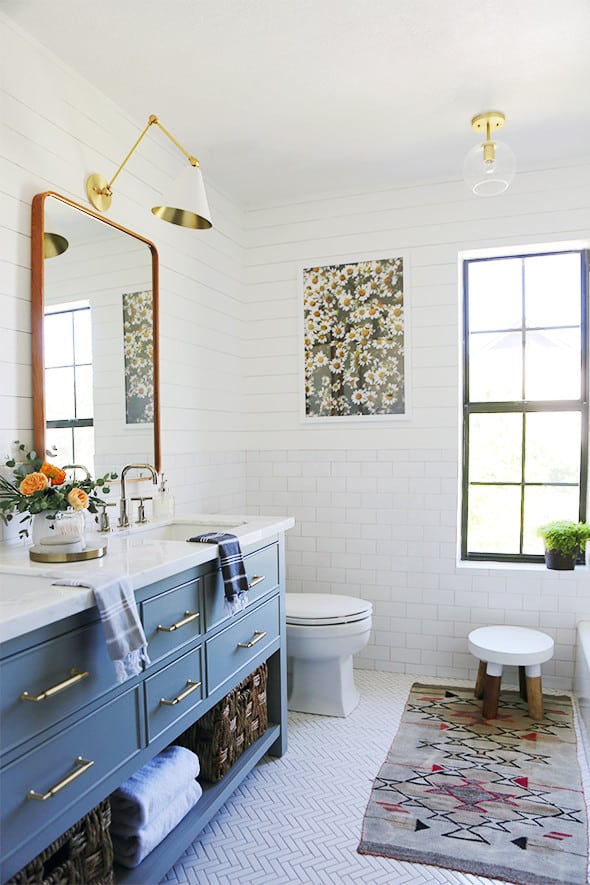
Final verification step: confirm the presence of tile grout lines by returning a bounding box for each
[162,670,590,885]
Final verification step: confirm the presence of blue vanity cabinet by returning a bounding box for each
[0,617,120,757]
[206,594,280,695]
[141,574,203,666]
[145,644,205,743]
[204,541,279,631]
[1,687,142,863]
[0,532,288,885]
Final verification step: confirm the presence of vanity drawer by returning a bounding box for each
[0,687,141,853]
[145,645,204,743]
[206,595,279,694]
[204,542,279,630]
[141,577,203,665]
[1,621,119,756]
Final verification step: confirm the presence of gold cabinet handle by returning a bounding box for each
[248,575,265,589]
[237,630,267,649]
[27,756,94,801]
[20,669,89,702]
[157,610,200,632]
[160,679,202,706]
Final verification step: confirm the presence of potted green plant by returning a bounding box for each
[537,520,590,570]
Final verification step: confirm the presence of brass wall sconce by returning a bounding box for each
[86,114,212,229]
[463,111,516,197]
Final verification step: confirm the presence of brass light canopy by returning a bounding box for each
[86,114,212,229]
[463,110,516,197]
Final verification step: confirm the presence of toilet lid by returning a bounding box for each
[286,593,372,626]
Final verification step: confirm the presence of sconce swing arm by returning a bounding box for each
[86,115,199,213]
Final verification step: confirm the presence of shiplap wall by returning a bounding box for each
[0,14,248,525]
[241,169,590,689]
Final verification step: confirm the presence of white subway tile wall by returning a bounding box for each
[245,449,590,691]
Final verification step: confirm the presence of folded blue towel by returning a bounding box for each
[189,532,249,614]
[52,571,149,683]
[110,745,200,829]
[111,779,203,868]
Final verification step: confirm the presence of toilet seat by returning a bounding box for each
[286,593,372,626]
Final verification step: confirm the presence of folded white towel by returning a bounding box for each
[110,745,200,830]
[111,779,203,868]
[52,571,149,683]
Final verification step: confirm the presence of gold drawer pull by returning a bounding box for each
[20,669,89,702]
[160,679,202,706]
[27,756,94,801]
[248,575,265,589]
[237,630,267,649]
[157,610,200,632]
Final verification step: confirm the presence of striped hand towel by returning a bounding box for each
[189,532,249,614]
[52,572,150,682]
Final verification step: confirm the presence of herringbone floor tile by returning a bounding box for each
[161,671,590,885]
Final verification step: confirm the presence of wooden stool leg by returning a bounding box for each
[474,660,487,699]
[526,675,544,720]
[519,666,528,700]
[482,674,501,719]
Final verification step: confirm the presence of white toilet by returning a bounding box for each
[285,592,373,717]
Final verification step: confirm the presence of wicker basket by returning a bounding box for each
[175,662,268,781]
[7,799,114,885]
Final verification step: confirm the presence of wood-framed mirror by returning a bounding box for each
[31,192,160,477]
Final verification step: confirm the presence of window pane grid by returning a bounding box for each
[43,305,95,473]
[462,249,588,563]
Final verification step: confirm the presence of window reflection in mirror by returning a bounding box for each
[44,302,95,472]
[31,192,160,476]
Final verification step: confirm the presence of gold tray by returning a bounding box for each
[29,545,107,563]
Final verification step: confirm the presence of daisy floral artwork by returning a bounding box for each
[122,290,154,424]
[303,256,405,418]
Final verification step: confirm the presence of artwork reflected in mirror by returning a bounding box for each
[32,193,160,477]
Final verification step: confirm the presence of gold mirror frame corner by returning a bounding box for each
[31,191,161,474]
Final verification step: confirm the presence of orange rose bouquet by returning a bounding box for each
[0,442,117,536]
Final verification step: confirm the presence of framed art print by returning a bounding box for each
[122,289,154,424]
[302,255,406,419]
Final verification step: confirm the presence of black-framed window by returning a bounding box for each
[44,304,95,473]
[461,248,589,563]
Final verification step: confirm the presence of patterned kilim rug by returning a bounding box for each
[358,683,588,885]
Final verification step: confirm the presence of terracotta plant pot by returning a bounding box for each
[544,548,577,570]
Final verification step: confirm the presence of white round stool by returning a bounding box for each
[468,625,554,720]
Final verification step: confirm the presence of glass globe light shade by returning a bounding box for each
[463,139,516,197]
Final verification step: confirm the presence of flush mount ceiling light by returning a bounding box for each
[86,114,212,229]
[463,111,516,197]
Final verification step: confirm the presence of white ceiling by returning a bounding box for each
[4,0,590,209]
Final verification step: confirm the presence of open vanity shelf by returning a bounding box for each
[116,723,281,884]
[0,530,289,884]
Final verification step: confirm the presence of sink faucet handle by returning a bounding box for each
[131,496,153,524]
[96,502,116,532]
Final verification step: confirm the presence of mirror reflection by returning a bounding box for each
[32,193,160,476]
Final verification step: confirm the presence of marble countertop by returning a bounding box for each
[0,514,294,644]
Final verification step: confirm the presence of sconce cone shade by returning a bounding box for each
[43,231,69,258]
[152,163,212,229]
[463,139,516,197]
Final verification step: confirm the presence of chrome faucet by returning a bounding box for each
[119,463,158,528]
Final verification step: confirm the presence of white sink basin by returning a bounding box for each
[126,519,247,543]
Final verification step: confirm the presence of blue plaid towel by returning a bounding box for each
[189,532,249,614]
[52,572,150,682]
